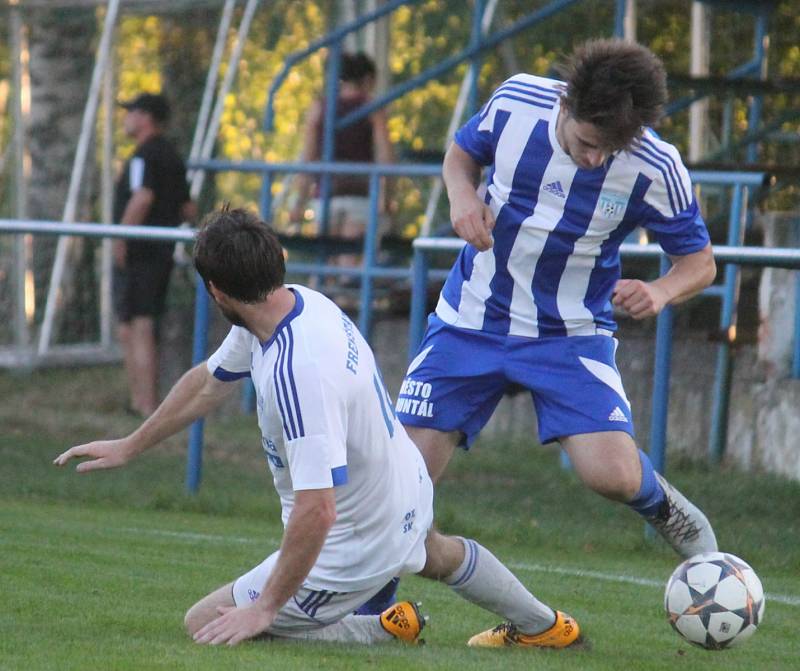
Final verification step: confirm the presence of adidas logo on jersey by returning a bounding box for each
[608,406,627,422]
[543,181,566,198]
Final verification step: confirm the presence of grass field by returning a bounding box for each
[2,365,799,670]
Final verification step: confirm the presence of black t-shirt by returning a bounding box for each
[113,134,191,262]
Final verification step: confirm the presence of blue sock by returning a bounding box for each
[627,449,666,518]
[353,577,400,615]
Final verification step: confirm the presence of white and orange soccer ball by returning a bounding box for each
[664,551,765,649]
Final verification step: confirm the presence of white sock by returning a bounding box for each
[282,615,392,645]
[444,537,556,635]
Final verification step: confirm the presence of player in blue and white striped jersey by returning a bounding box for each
[398,40,718,594]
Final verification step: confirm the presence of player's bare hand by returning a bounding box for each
[451,193,495,251]
[53,439,137,473]
[612,279,671,320]
[193,605,275,646]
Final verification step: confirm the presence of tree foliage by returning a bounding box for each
[0,0,798,227]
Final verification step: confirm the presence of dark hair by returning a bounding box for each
[193,206,285,303]
[340,51,376,84]
[557,39,667,150]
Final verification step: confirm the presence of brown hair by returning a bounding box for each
[194,205,285,303]
[557,39,667,150]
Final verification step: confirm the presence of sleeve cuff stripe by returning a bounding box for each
[213,367,251,382]
[331,465,348,486]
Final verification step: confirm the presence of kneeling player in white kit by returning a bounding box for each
[55,207,579,648]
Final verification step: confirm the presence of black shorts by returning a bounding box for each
[113,256,174,322]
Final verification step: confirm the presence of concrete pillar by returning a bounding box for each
[757,211,800,378]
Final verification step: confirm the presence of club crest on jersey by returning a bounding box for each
[598,191,628,218]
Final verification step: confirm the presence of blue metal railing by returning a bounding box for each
[262,0,419,133]
[261,0,587,208]
[189,162,763,345]
[665,3,770,163]
[264,0,774,168]
[613,0,627,38]
[191,158,441,178]
[187,268,210,493]
[334,0,585,131]
[1,175,796,492]
[190,158,440,341]
[468,0,486,116]
[0,221,205,490]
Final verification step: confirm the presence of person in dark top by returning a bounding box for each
[113,92,196,416]
[291,53,394,287]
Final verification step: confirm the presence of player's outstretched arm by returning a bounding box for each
[443,142,495,251]
[54,363,235,472]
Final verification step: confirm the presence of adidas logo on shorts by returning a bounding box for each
[608,406,627,422]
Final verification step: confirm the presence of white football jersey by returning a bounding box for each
[207,286,432,592]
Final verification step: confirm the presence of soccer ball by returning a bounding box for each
[664,551,765,649]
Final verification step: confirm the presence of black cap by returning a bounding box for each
[119,93,170,123]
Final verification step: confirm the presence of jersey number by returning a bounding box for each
[372,370,396,438]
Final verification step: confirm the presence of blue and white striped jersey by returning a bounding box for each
[437,73,710,337]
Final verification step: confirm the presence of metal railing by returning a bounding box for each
[3,206,798,492]
[260,0,616,234]
[3,215,800,492]
[0,219,207,488]
[0,157,781,497]
[190,158,441,342]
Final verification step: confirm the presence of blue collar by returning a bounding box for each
[260,288,304,352]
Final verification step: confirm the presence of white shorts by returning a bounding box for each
[232,522,429,637]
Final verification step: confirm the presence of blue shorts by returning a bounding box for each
[396,315,634,447]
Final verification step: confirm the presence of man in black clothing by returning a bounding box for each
[114,92,196,416]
